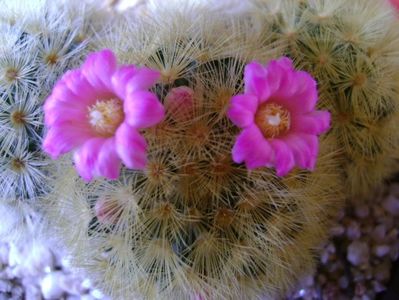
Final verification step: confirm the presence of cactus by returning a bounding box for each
[0,0,107,242]
[250,0,399,199]
[42,7,343,299]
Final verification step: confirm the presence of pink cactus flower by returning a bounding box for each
[227,57,330,176]
[43,49,165,181]
[389,0,399,11]
[164,86,194,121]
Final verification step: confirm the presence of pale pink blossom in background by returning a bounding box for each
[43,49,164,181]
[227,57,330,176]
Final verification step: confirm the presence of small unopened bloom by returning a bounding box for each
[43,49,165,181]
[164,86,194,121]
[227,57,330,176]
[95,197,121,225]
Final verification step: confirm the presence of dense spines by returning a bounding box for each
[42,8,343,299]
[0,0,107,243]
[252,0,399,199]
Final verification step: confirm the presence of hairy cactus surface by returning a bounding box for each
[251,0,399,199]
[43,8,343,299]
[0,0,107,242]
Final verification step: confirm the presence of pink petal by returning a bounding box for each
[244,61,271,101]
[291,110,331,135]
[95,138,121,180]
[124,91,165,128]
[232,125,273,169]
[126,67,160,94]
[283,133,318,170]
[227,94,258,128]
[269,139,295,176]
[111,65,136,99]
[61,70,98,104]
[264,60,284,95]
[44,96,88,126]
[43,124,93,159]
[115,122,147,169]
[276,56,294,70]
[81,49,116,93]
[268,66,296,100]
[50,81,83,105]
[389,0,399,11]
[73,138,105,182]
[277,71,318,114]
[264,57,294,96]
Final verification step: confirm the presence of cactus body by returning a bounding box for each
[43,8,343,299]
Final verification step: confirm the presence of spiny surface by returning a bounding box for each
[0,0,107,243]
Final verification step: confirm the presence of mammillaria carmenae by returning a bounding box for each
[42,6,342,299]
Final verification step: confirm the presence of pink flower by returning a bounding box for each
[43,49,165,181]
[164,86,194,121]
[227,57,330,176]
[389,0,399,11]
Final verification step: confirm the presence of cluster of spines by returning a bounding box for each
[44,8,343,299]
[251,0,399,199]
[0,0,105,242]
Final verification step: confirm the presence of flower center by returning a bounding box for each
[255,102,291,138]
[88,98,124,136]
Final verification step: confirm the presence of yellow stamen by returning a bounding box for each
[255,102,291,138]
[88,98,124,136]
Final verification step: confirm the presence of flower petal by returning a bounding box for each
[73,138,105,181]
[81,49,116,93]
[268,64,297,100]
[126,67,160,94]
[283,133,318,170]
[124,91,165,128]
[276,56,294,70]
[44,96,88,126]
[244,61,271,101]
[291,110,331,135]
[227,94,258,128]
[96,138,121,180]
[264,60,286,94]
[115,122,148,169]
[61,70,98,104]
[50,81,83,105]
[232,125,273,169]
[269,139,295,176]
[277,71,318,113]
[111,65,137,99]
[43,124,93,159]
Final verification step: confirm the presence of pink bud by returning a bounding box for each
[94,197,121,225]
[164,86,194,121]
